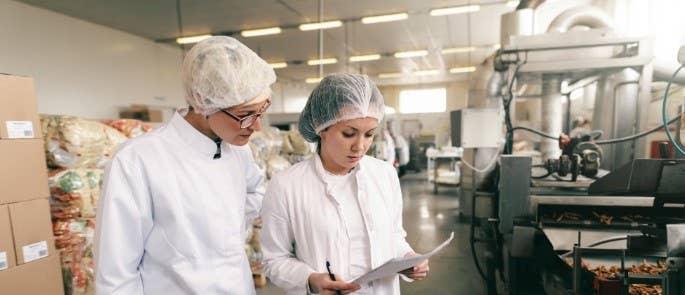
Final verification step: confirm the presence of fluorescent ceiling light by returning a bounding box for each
[449,66,477,74]
[176,34,212,44]
[506,1,520,8]
[268,62,288,69]
[299,20,343,31]
[349,54,381,62]
[441,46,477,54]
[430,5,480,16]
[361,13,408,24]
[305,77,323,84]
[414,69,440,76]
[307,58,338,65]
[241,27,282,37]
[378,72,403,79]
[394,50,428,58]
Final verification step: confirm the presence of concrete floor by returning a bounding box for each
[257,171,487,295]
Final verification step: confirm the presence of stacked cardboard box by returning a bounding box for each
[0,74,64,295]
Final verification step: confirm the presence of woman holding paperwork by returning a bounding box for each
[260,73,429,295]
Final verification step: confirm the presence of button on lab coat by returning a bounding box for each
[94,111,265,294]
[260,154,413,295]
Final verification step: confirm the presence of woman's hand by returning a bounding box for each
[399,252,430,281]
[308,273,361,295]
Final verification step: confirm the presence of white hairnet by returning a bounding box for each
[298,73,384,142]
[182,36,276,115]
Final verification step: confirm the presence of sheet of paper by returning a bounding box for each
[352,232,454,285]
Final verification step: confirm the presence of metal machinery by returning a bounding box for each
[501,157,685,294]
[458,1,685,294]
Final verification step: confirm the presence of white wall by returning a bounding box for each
[0,0,185,119]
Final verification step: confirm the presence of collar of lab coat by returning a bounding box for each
[312,153,365,204]
[312,152,364,181]
[169,111,222,158]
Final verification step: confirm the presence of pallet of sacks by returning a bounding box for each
[41,115,151,295]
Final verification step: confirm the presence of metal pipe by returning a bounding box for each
[573,246,581,295]
[547,5,612,33]
[541,74,564,160]
[516,0,545,10]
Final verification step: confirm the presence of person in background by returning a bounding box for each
[94,36,276,294]
[260,73,429,295]
[387,121,409,177]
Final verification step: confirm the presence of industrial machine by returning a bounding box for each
[457,1,685,294]
[501,157,685,294]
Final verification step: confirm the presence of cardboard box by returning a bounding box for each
[0,74,41,139]
[0,205,15,271]
[8,199,55,265]
[0,139,50,204]
[0,254,63,295]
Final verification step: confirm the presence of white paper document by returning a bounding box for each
[352,232,454,285]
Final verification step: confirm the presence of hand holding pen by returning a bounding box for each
[307,260,360,295]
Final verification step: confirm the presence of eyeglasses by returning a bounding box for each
[219,99,271,129]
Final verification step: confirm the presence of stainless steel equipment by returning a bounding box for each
[501,159,685,294]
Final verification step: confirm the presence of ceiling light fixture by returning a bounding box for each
[506,1,520,8]
[378,72,403,79]
[349,54,381,62]
[449,66,477,74]
[394,50,428,58]
[268,62,288,69]
[361,13,409,24]
[299,20,343,31]
[441,46,477,54]
[240,27,282,37]
[430,5,480,16]
[176,34,212,44]
[307,58,338,65]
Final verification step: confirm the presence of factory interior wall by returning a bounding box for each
[0,0,186,120]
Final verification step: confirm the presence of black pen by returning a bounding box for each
[326,260,342,295]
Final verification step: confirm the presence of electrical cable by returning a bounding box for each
[559,235,628,259]
[511,126,558,140]
[470,187,489,282]
[531,171,552,179]
[460,149,500,173]
[595,117,680,145]
[662,65,685,156]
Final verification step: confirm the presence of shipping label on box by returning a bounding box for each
[5,121,34,139]
[0,74,41,139]
[0,252,7,271]
[0,254,64,295]
[0,205,14,270]
[8,199,54,265]
[21,241,48,263]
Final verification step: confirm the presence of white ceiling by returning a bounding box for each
[17,0,515,85]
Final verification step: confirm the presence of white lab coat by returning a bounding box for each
[94,111,264,295]
[260,154,413,295]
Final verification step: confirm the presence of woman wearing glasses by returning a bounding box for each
[95,36,275,295]
[261,73,429,295]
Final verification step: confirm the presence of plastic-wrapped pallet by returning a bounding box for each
[48,169,104,219]
[102,119,152,138]
[53,219,95,295]
[41,115,127,169]
[281,129,315,165]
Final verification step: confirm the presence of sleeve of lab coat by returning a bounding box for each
[242,148,265,231]
[260,175,316,291]
[94,154,153,295]
[389,166,414,258]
